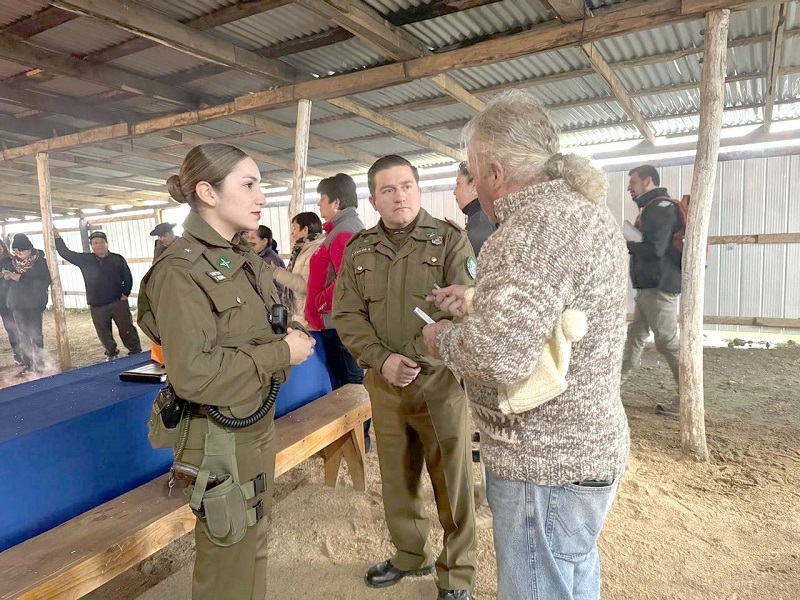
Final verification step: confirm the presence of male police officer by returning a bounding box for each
[333,155,476,600]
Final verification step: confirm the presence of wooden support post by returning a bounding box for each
[290,99,312,222]
[36,152,72,371]
[679,9,730,461]
[78,216,91,252]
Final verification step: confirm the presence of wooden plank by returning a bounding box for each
[581,42,656,144]
[36,152,71,372]
[0,479,192,600]
[291,99,312,223]
[764,3,787,132]
[274,384,371,476]
[679,9,730,461]
[708,233,800,245]
[51,0,298,85]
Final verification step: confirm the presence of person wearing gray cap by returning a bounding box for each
[150,222,177,261]
[54,228,141,361]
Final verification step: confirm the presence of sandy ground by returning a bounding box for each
[2,314,798,599]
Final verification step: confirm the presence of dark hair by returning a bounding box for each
[628,164,660,187]
[253,225,278,252]
[292,212,322,237]
[167,144,249,210]
[316,173,357,209]
[457,161,473,184]
[368,155,419,196]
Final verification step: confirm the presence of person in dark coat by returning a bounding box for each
[4,234,51,375]
[150,222,177,261]
[0,239,22,364]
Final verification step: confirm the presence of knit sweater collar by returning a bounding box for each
[494,178,572,224]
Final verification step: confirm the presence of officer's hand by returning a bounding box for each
[426,284,470,318]
[422,321,448,360]
[381,353,420,388]
[285,328,315,365]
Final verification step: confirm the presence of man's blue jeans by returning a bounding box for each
[485,467,619,600]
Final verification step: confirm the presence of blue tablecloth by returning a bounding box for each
[0,343,332,551]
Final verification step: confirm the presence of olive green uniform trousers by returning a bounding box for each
[366,369,477,591]
[622,288,680,384]
[181,413,275,600]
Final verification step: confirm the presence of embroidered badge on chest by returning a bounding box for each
[430,235,443,246]
[466,256,477,279]
[217,256,232,270]
[206,271,227,282]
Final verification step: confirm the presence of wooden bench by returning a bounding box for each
[0,384,371,600]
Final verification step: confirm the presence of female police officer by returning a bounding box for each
[138,144,315,599]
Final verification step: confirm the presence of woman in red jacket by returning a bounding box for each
[305,173,371,450]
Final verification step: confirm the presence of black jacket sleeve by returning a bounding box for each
[55,237,90,267]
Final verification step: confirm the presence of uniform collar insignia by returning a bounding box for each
[218,256,232,270]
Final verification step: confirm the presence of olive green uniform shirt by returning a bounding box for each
[333,208,476,398]
[138,211,290,416]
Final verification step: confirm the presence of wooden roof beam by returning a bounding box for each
[764,3,787,132]
[540,0,592,22]
[581,43,656,144]
[0,83,128,126]
[228,114,379,164]
[51,0,298,85]
[0,32,201,107]
[327,97,462,160]
[299,0,486,113]
[0,0,786,162]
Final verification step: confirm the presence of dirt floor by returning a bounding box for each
[2,314,798,599]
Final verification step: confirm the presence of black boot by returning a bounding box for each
[364,561,434,588]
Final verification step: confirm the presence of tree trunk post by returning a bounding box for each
[36,152,72,371]
[290,99,312,223]
[680,9,730,460]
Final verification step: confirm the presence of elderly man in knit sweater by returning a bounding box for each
[423,90,630,600]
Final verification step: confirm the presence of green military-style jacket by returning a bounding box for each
[333,208,475,396]
[138,211,290,417]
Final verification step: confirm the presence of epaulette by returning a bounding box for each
[346,226,380,248]
[160,238,205,266]
[445,218,465,232]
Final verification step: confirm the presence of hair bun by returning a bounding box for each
[166,174,187,204]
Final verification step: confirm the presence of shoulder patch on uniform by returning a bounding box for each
[159,239,203,266]
[658,200,673,208]
[465,256,477,279]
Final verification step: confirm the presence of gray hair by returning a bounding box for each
[462,89,607,203]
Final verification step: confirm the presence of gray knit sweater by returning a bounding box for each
[437,179,630,485]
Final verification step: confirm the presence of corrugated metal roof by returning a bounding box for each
[0,0,50,28]
[182,69,275,99]
[111,45,209,79]
[281,37,388,77]
[30,16,133,56]
[211,4,332,51]
[347,79,443,109]
[404,0,551,47]
[134,0,231,22]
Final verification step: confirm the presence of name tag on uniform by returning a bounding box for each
[353,246,373,257]
[207,271,228,282]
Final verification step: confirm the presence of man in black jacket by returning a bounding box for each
[54,229,141,360]
[622,165,682,411]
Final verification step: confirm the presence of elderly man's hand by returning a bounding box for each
[422,320,449,360]
[381,353,420,387]
[426,284,470,318]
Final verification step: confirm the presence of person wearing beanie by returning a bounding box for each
[53,227,141,360]
[3,234,51,375]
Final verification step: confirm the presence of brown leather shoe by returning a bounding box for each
[364,560,434,588]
